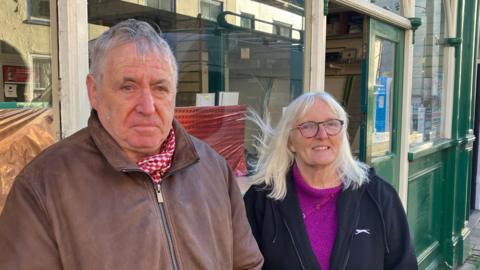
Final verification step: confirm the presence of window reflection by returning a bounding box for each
[372,38,395,157]
[0,0,53,108]
[87,0,305,175]
[29,0,51,21]
[360,0,402,15]
[410,0,445,147]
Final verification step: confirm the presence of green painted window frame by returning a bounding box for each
[363,18,405,190]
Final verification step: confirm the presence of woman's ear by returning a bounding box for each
[288,137,296,153]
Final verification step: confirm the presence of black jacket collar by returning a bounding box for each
[274,169,321,270]
[274,169,367,270]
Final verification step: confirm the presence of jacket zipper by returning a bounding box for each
[155,183,180,270]
[282,219,306,270]
[121,169,181,270]
[342,209,361,270]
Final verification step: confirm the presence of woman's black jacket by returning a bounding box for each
[243,169,418,270]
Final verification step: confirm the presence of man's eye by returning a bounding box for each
[121,85,134,92]
[155,86,167,92]
[153,85,171,94]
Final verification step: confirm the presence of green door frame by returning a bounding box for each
[361,18,405,190]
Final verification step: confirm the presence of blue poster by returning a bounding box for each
[374,76,390,133]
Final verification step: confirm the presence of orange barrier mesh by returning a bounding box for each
[0,106,248,213]
[0,108,55,213]
[175,105,247,177]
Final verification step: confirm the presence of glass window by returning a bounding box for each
[240,13,255,29]
[1,0,53,108]
[372,38,396,157]
[273,20,292,38]
[366,0,402,15]
[87,0,306,176]
[28,0,50,22]
[31,55,52,103]
[0,0,57,213]
[146,0,173,11]
[200,0,223,21]
[410,0,446,147]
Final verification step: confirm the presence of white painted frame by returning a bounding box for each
[49,0,61,139]
[304,0,326,92]
[398,0,414,208]
[331,0,412,30]
[442,0,458,140]
[57,0,90,138]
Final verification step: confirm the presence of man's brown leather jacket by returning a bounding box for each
[0,111,263,270]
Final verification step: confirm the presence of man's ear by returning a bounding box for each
[86,74,98,110]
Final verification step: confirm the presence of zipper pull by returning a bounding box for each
[155,183,164,203]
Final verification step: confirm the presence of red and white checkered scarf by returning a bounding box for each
[136,129,176,183]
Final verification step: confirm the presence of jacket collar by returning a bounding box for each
[275,167,368,270]
[87,110,199,174]
[275,169,321,270]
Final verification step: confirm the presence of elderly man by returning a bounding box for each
[0,19,263,270]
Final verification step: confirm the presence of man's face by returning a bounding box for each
[87,42,176,162]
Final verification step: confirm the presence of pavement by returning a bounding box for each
[459,210,480,269]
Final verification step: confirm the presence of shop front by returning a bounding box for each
[0,0,478,269]
[0,0,58,213]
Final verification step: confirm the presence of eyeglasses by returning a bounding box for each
[294,119,344,138]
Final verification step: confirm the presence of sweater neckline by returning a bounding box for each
[292,163,342,199]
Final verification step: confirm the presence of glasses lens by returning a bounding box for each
[298,122,318,138]
[323,120,342,135]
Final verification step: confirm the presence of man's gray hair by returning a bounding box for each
[249,91,369,200]
[89,19,178,84]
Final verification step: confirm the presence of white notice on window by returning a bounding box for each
[4,84,17,98]
[219,92,239,106]
[196,93,215,107]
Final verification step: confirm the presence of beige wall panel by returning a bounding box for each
[176,1,199,17]
[0,1,51,63]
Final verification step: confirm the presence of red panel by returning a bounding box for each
[175,105,247,177]
[3,65,29,83]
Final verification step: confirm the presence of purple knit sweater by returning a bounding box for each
[293,165,342,270]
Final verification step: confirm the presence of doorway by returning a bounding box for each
[325,5,405,189]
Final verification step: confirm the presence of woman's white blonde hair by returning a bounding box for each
[249,91,369,200]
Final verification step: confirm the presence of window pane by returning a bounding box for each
[146,0,172,11]
[200,0,223,21]
[1,1,53,108]
[361,0,402,15]
[273,20,292,38]
[0,0,56,213]
[30,0,50,20]
[410,0,445,147]
[87,0,305,176]
[372,38,395,157]
[240,13,255,29]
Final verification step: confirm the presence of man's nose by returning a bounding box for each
[136,88,155,115]
[315,125,329,139]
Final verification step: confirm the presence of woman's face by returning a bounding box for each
[288,99,343,172]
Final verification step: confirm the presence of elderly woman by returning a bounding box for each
[244,92,417,270]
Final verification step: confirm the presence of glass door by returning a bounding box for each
[361,18,404,189]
